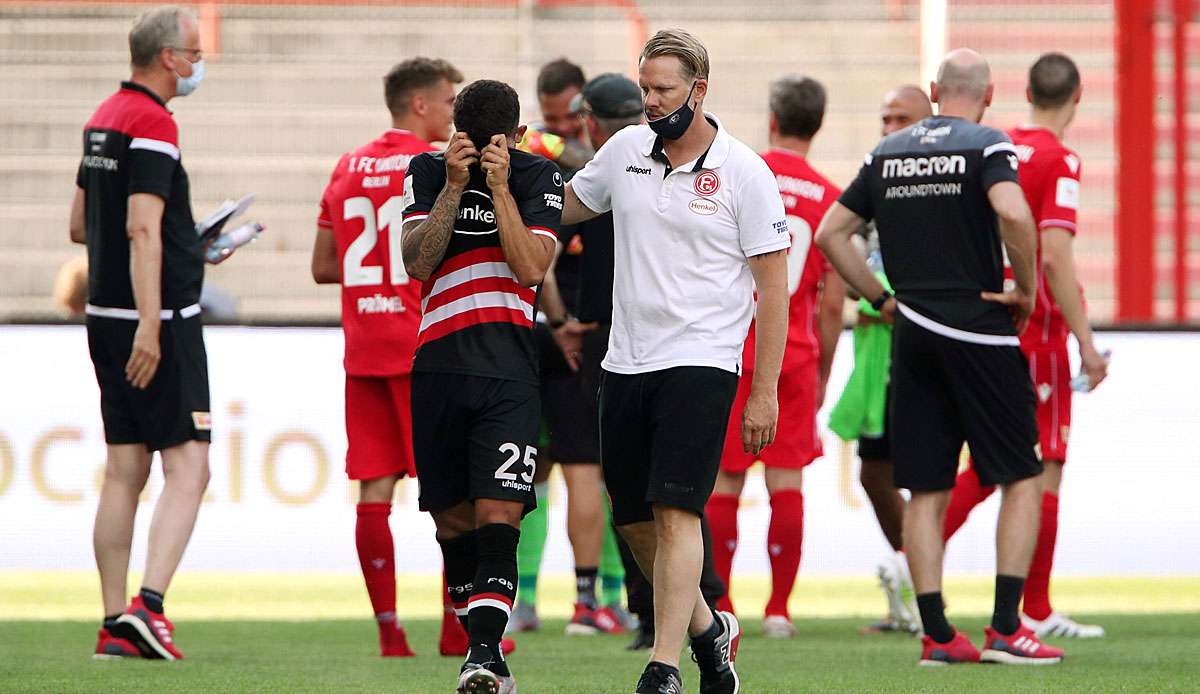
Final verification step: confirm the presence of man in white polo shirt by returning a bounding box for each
[562,28,790,694]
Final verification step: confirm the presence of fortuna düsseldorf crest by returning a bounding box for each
[694,170,720,196]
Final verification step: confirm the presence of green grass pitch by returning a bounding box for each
[2,573,1198,692]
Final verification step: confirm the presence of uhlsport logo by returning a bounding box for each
[694,170,720,196]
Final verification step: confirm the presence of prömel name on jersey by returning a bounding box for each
[881,154,966,179]
[357,294,405,314]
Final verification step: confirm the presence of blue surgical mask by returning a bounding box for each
[646,81,697,141]
[176,59,205,97]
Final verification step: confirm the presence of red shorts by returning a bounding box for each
[344,374,416,481]
[720,361,822,473]
[1024,345,1072,463]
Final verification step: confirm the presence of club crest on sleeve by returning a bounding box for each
[694,170,720,196]
[192,412,212,431]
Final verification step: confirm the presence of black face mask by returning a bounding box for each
[646,81,697,141]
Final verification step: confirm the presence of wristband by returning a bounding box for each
[870,290,894,312]
[549,317,567,329]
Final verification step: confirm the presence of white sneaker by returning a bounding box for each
[876,552,920,635]
[762,615,796,638]
[1021,612,1105,639]
[457,666,517,694]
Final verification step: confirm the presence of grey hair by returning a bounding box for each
[593,113,642,137]
[129,6,195,68]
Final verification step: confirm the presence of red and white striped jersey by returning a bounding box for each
[403,148,563,384]
[318,129,436,376]
[742,148,840,373]
[1008,126,1082,349]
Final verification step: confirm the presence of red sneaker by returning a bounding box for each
[589,606,627,635]
[112,596,183,660]
[438,608,515,656]
[378,619,415,657]
[981,625,1064,665]
[93,627,140,660]
[565,602,600,636]
[919,631,981,666]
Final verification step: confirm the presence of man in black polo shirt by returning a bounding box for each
[816,49,1064,666]
[69,5,211,662]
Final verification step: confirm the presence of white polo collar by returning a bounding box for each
[640,112,731,171]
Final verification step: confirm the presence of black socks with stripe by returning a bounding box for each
[467,523,520,673]
[438,530,479,633]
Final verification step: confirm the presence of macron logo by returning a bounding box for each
[626,165,652,175]
[882,154,966,179]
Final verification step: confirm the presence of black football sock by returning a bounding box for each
[138,587,165,614]
[439,530,479,633]
[992,574,1026,635]
[916,592,955,644]
[468,523,520,672]
[575,567,599,610]
[103,614,120,630]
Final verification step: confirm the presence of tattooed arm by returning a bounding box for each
[402,133,478,281]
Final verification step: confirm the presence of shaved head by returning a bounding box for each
[881,84,932,136]
[936,48,991,101]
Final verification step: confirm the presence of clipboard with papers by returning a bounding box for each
[195,193,256,244]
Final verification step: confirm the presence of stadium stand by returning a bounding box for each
[0,1,1122,322]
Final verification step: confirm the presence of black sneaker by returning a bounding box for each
[690,611,740,694]
[627,621,655,651]
[635,662,683,694]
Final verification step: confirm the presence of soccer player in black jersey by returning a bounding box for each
[817,49,1064,666]
[401,80,562,694]
[71,5,211,662]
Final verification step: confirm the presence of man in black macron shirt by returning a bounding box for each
[401,79,562,693]
[817,49,1065,666]
[71,5,212,663]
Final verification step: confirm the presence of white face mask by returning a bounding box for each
[175,58,205,97]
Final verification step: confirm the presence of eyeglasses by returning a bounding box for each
[169,46,203,61]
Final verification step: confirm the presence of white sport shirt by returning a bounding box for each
[571,114,791,375]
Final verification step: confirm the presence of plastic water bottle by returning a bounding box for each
[205,221,263,265]
[1069,349,1112,393]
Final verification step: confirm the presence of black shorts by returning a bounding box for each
[411,371,540,514]
[86,312,210,452]
[857,384,892,462]
[535,323,599,464]
[890,312,1041,491]
[599,366,738,525]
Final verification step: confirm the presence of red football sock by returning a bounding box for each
[355,503,397,619]
[1022,492,1059,621]
[942,465,995,541]
[705,493,739,614]
[764,489,804,619]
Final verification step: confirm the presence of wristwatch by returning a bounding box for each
[870,290,894,312]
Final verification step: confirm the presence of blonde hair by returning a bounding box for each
[640,28,709,81]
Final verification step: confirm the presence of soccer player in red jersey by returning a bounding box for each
[705,75,844,638]
[311,57,469,657]
[942,53,1109,639]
